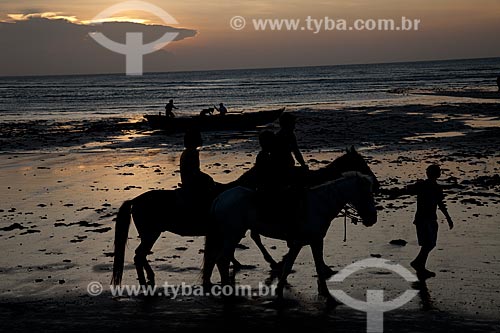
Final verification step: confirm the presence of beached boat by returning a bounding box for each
[144,108,285,132]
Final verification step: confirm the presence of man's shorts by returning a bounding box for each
[415,220,438,248]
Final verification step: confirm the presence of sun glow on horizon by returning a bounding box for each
[82,17,151,25]
[5,12,153,25]
[1,1,499,75]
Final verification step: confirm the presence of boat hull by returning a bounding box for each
[144,108,284,132]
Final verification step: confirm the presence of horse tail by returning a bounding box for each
[111,199,133,286]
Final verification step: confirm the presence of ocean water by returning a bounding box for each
[0,57,499,122]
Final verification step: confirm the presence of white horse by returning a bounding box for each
[202,172,377,303]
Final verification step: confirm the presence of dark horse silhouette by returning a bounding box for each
[202,172,377,303]
[112,147,379,286]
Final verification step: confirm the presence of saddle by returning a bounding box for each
[176,186,213,213]
[167,188,213,235]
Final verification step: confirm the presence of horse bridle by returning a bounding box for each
[342,203,361,242]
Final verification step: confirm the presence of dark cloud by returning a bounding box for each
[0,18,197,76]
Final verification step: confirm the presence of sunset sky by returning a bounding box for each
[1,0,499,75]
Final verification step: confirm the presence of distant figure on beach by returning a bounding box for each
[496,76,500,92]
[388,164,454,280]
[180,130,215,203]
[165,99,177,117]
[214,103,228,116]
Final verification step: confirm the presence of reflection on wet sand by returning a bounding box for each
[412,281,435,311]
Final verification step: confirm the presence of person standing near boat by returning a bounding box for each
[496,76,500,92]
[165,99,177,117]
[214,103,228,116]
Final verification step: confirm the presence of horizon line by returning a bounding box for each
[1,55,499,79]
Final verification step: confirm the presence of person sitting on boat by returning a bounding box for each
[180,129,216,206]
[200,107,215,116]
[213,103,228,116]
[165,99,177,117]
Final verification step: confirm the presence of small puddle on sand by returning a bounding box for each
[404,131,465,141]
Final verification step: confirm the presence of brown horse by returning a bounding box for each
[112,147,379,286]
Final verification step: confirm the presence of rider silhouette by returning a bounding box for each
[254,117,308,230]
[275,113,308,172]
[255,130,280,190]
[254,130,285,226]
[180,129,215,205]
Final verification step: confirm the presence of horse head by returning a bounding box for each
[340,171,378,227]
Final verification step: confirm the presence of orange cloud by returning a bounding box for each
[7,12,79,23]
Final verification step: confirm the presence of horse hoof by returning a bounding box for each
[263,298,298,309]
[265,297,285,309]
[202,282,215,293]
[326,296,340,308]
[320,266,337,279]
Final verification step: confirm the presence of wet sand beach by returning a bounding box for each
[1,94,499,332]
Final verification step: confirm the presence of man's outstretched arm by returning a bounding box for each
[438,201,454,229]
[380,182,419,198]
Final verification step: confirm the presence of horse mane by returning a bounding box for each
[342,171,374,190]
[235,150,352,183]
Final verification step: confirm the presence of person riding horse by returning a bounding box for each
[254,114,309,231]
[111,146,379,287]
[179,129,216,211]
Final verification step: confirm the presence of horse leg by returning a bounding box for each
[230,257,243,271]
[279,241,334,278]
[203,254,217,289]
[276,245,302,300]
[134,232,159,287]
[217,238,240,297]
[134,244,147,286]
[217,256,232,287]
[202,232,223,288]
[311,240,338,306]
[315,240,336,278]
[142,232,161,286]
[251,231,279,270]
